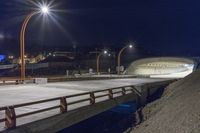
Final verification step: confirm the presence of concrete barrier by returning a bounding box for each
[34,78,48,84]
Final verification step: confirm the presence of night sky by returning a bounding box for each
[0,0,200,56]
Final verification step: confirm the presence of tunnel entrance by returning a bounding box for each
[126,57,196,78]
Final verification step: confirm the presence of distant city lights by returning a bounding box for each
[8,56,14,59]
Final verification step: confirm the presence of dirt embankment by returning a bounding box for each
[130,69,200,133]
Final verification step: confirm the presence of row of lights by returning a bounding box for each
[97,44,134,74]
[102,44,133,55]
[8,43,133,76]
[19,3,135,80]
[8,43,132,60]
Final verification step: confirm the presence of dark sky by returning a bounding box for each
[0,0,200,56]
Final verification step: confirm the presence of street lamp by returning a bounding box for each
[117,44,133,75]
[41,6,49,14]
[20,5,50,82]
[96,50,108,75]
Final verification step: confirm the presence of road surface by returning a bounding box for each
[0,78,168,106]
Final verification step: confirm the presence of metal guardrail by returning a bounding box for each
[0,85,141,130]
[0,78,34,85]
[0,76,137,85]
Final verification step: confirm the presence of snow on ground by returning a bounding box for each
[0,78,167,106]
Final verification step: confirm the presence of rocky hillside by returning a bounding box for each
[131,69,200,133]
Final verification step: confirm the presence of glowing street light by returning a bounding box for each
[104,50,108,54]
[117,44,134,75]
[96,50,108,75]
[41,6,49,14]
[20,5,50,82]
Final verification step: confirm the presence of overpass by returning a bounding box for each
[0,78,174,133]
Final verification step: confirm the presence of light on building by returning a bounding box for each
[8,55,14,59]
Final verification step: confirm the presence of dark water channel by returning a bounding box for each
[58,102,137,133]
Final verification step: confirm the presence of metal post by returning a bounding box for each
[5,106,16,129]
[122,87,126,95]
[117,46,128,75]
[90,92,95,104]
[20,12,37,82]
[96,53,102,75]
[108,89,113,99]
[60,97,67,113]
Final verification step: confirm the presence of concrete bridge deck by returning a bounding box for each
[0,78,172,132]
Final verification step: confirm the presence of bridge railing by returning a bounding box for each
[0,85,141,130]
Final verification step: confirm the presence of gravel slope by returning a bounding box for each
[131,69,200,133]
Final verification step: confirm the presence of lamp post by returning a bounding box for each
[96,50,108,75]
[117,44,133,75]
[20,6,49,82]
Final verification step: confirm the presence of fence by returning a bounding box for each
[0,85,141,130]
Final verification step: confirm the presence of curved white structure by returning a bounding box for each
[126,57,196,78]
